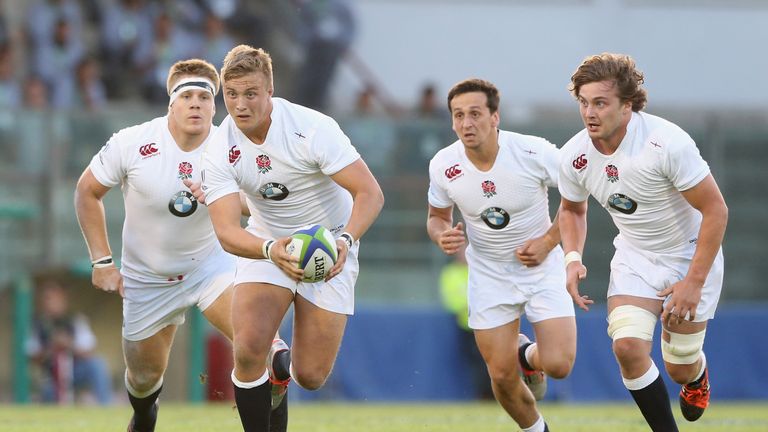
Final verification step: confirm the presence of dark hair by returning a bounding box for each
[447,78,500,114]
[569,53,647,112]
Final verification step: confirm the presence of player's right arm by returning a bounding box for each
[74,168,124,297]
[427,205,465,256]
[560,197,592,311]
[206,192,303,281]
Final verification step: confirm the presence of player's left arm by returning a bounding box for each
[659,174,728,324]
[327,158,385,278]
[516,209,561,267]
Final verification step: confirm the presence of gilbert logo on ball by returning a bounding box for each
[287,225,338,283]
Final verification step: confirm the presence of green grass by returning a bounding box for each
[1,401,767,431]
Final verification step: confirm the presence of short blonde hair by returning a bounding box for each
[166,59,220,95]
[221,44,273,89]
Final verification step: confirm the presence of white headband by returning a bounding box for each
[168,77,216,107]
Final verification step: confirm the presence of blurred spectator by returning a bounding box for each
[31,18,84,108]
[439,244,493,400]
[25,0,84,50]
[73,56,107,111]
[197,12,236,69]
[342,84,396,172]
[0,43,21,109]
[0,0,11,46]
[293,0,355,111]
[26,279,113,405]
[19,76,71,175]
[99,0,155,98]
[415,83,448,120]
[353,84,377,117]
[22,76,49,110]
[134,11,197,103]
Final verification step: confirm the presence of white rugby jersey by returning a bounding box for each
[428,130,560,261]
[202,98,360,239]
[89,116,224,282]
[558,111,710,254]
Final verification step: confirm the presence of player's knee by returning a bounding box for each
[662,330,705,381]
[292,367,329,391]
[611,337,649,366]
[128,368,164,393]
[607,305,656,365]
[232,338,269,372]
[542,357,574,380]
[486,362,518,386]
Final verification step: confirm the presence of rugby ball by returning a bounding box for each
[286,225,338,283]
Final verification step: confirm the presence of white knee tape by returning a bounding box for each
[662,329,706,365]
[607,305,658,341]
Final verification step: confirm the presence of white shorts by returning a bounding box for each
[122,250,235,341]
[233,242,359,315]
[466,244,575,330]
[608,235,724,322]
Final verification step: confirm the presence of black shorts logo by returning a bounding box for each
[259,182,289,201]
[607,193,637,214]
[169,191,198,217]
[481,207,510,229]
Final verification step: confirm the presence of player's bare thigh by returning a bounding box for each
[202,284,234,341]
[531,316,576,378]
[474,319,521,374]
[290,293,347,390]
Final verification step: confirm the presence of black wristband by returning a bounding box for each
[91,257,113,268]
[340,232,354,250]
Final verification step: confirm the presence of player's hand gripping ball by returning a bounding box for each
[287,225,338,282]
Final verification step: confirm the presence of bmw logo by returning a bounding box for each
[259,182,289,201]
[168,191,198,217]
[481,207,510,230]
[607,193,637,214]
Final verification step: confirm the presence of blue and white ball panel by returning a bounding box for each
[287,224,338,283]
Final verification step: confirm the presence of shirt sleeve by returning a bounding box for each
[557,147,590,202]
[312,116,361,176]
[538,138,561,188]
[88,133,125,187]
[662,132,710,191]
[201,126,241,205]
[427,157,453,208]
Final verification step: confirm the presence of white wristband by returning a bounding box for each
[261,240,275,260]
[564,251,582,267]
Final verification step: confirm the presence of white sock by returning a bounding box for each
[691,352,707,384]
[522,414,546,432]
[231,369,269,389]
[524,343,536,369]
[622,362,659,391]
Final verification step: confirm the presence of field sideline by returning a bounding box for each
[1,401,767,431]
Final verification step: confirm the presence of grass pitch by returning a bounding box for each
[1,401,767,431]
